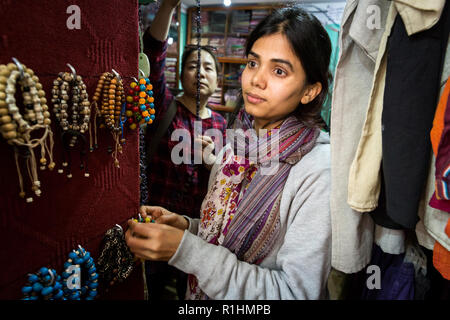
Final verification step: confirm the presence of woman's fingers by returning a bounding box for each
[155,214,176,225]
[125,222,184,261]
[127,220,149,238]
[138,206,169,220]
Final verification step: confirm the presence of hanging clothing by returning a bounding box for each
[374,225,406,255]
[416,37,450,252]
[417,154,450,251]
[170,114,332,299]
[361,244,415,300]
[379,2,450,229]
[348,0,447,217]
[330,0,391,273]
[433,220,450,280]
[430,77,450,156]
[434,86,450,202]
[430,74,450,280]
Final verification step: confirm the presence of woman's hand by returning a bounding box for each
[139,205,189,231]
[195,135,216,170]
[125,219,184,261]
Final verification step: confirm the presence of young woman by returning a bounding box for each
[129,5,332,299]
[142,0,226,300]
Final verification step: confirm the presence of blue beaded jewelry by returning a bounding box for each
[62,245,98,300]
[21,267,64,300]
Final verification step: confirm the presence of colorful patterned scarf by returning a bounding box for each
[188,110,320,299]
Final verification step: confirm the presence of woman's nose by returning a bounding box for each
[251,68,266,90]
[199,65,207,79]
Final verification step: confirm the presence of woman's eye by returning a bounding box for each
[274,68,286,76]
[247,60,257,68]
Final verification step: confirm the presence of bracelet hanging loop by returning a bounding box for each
[112,69,121,81]
[12,57,25,80]
[66,63,77,82]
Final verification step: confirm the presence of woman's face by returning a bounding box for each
[181,49,218,99]
[241,33,316,126]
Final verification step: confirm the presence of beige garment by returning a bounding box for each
[347,0,446,212]
[330,0,390,273]
[416,36,450,251]
[395,0,446,36]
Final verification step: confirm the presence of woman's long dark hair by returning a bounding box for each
[229,5,332,129]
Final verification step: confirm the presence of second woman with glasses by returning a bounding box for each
[142,0,227,300]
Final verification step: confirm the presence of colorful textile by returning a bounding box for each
[433,220,450,280]
[430,76,450,155]
[188,110,320,299]
[434,82,450,201]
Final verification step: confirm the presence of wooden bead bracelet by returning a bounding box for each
[90,70,126,168]
[0,59,55,202]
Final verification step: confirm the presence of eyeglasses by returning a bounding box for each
[185,44,218,54]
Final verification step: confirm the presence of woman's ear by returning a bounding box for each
[300,82,322,104]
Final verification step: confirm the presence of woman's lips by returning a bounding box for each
[246,93,266,104]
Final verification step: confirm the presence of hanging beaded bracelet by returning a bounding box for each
[125,76,156,129]
[90,71,126,168]
[51,65,91,178]
[62,245,98,300]
[21,267,64,300]
[0,59,55,202]
[52,67,90,137]
[97,224,135,291]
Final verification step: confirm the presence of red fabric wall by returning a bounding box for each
[0,0,143,299]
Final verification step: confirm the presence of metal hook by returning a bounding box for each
[112,69,121,81]
[48,269,56,286]
[67,63,77,80]
[115,224,123,233]
[12,57,25,79]
[132,77,138,83]
[138,213,143,222]
[139,69,146,78]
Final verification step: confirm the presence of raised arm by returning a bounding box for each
[147,0,180,41]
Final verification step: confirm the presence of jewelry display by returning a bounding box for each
[51,64,91,178]
[0,58,55,202]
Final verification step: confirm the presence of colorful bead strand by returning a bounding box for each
[125,77,155,130]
